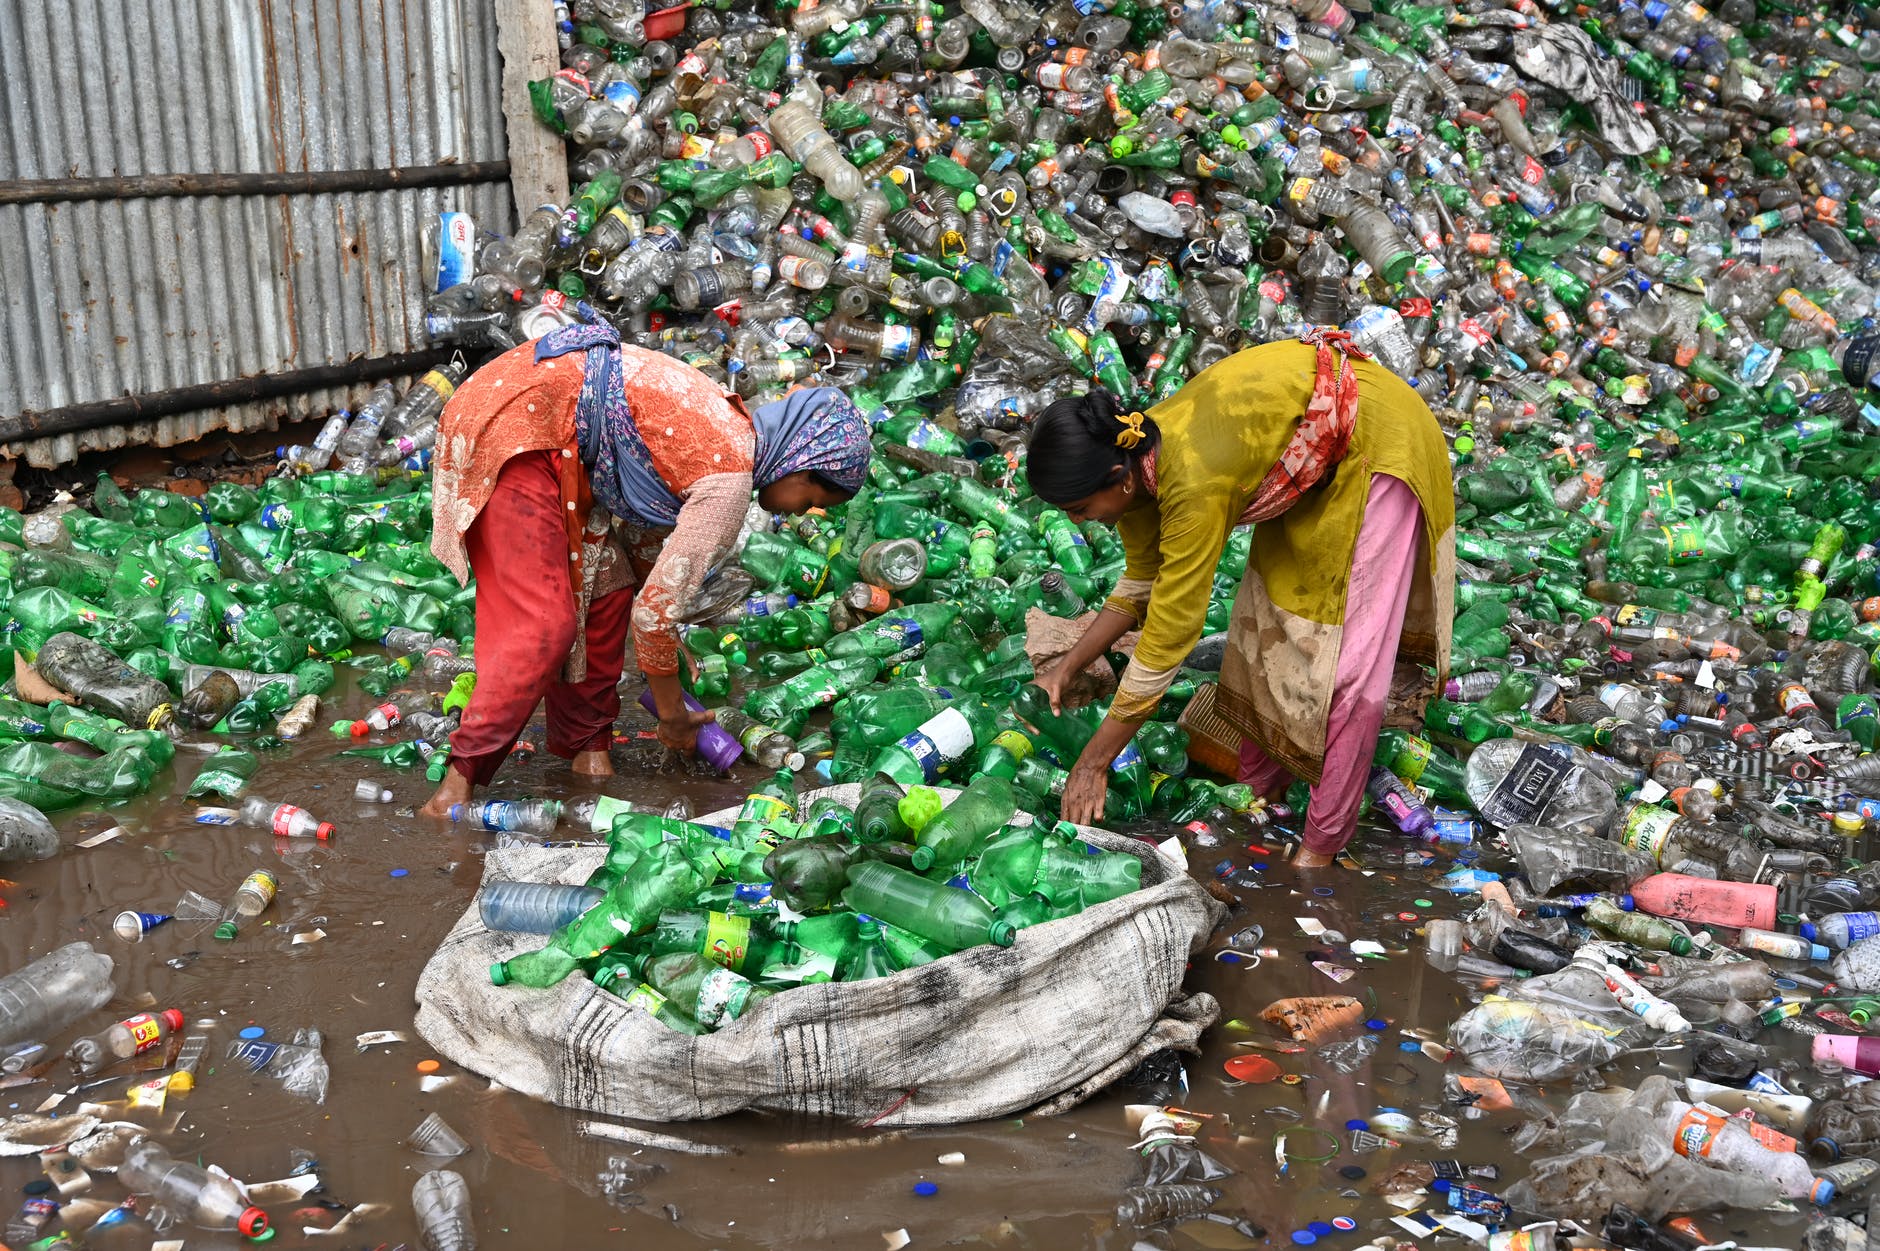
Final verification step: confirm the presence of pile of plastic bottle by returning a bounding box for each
[478,770,1149,1027]
[23,0,1880,1241]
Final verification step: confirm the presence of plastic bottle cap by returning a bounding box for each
[989,921,1017,947]
[237,1207,270,1238]
[214,921,238,941]
[1812,1178,1836,1205]
[910,847,936,871]
[349,721,370,737]
[316,822,336,841]
[1289,1231,1316,1245]
[1344,1119,1367,1131]
[1801,922,1819,941]
[1619,895,1637,912]
[160,1008,185,1032]
[913,1181,938,1196]
[239,1026,265,1039]
[168,1071,194,1093]
[1308,1222,1334,1236]
[490,961,510,986]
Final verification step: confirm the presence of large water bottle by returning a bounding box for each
[0,943,115,1047]
[0,799,59,861]
[477,881,606,934]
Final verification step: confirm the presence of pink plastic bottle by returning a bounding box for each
[1813,1034,1880,1076]
[1621,874,1777,929]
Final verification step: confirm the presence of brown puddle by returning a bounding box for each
[0,670,1815,1250]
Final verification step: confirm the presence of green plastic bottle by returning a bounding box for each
[490,842,711,988]
[910,774,1018,870]
[841,861,1016,951]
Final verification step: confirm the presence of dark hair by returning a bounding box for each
[1024,389,1160,505]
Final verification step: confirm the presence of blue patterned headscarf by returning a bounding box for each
[749,387,871,494]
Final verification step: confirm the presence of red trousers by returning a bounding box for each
[449,451,632,786]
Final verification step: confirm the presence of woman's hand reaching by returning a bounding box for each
[656,707,716,754]
[1030,663,1073,716]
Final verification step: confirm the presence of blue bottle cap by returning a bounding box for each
[1290,1232,1317,1246]
[390,868,409,878]
[1365,1018,1388,1031]
[1801,922,1819,941]
[1431,1179,1451,1194]
[913,1181,938,1197]
[1308,1221,1334,1236]
[1619,894,1637,912]
[1399,1041,1422,1052]
[1344,1119,1368,1131]
[239,1026,265,1039]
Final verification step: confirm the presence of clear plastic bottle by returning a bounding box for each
[478,880,606,934]
[450,798,565,836]
[0,943,115,1048]
[214,869,279,941]
[65,1008,184,1076]
[335,381,399,463]
[412,1169,475,1251]
[118,1139,269,1236]
[764,100,863,201]
[0,798,59,862]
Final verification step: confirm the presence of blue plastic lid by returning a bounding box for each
[1344,1119,1368,1131]
[1619,895,1637,912]
[1802,922,1819,941]
[913,1181,938,1197]
[1365,1018,1388,1031]
[1431,1179,1452,1194]
[1290,1232,1317,1246]
[1660,719,1681,734]
[239,1026,265,1039]
[1308,1222,1334,1236]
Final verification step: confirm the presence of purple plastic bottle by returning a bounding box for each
[638,689,743,771]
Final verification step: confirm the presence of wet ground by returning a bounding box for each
[0,662,1819,1250]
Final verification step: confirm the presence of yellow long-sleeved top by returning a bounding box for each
[1098,340,1455,778]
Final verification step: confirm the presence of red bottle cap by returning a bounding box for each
[160,1008,185,1033]
[315,823,336,842]
[237,1206,270,1238]
[348,721,370,738]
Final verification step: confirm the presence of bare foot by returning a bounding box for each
[572,748,614,778]
[420,770,473,818]
[1292,847,1337,869]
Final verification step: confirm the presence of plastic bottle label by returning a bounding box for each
[267,805,307,837]
[240,871,279,906]
[420,369,456,403]
[624,984,668,1016]
[878,325,918,362]
[991,730,1033,762]
[1660,524,1706,563]
[123,1013,166,1053]
[1842,913,1880,943]
[738,793,794,826]
[1779,684,1819,717]
[435,211,476,292]
[704,911,752,972]
[692,968,750,1029]
[228,1038,282,1070]
[475,802,532,832]
[1477,743,1568,828]
[1672,1104,1727,1158]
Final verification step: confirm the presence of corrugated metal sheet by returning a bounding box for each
[0,0,512,469]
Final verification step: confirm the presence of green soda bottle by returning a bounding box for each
[1373,729,1472,804]
[831,688,955,747]
[834,917,898,981]
[765,836,868,911]
[490,842,711,988]
[729,768,799,846]
[743,656,881,724]
[640,909,798,976]
[854,773,913,844]
[637,951,773,1030]
[1036,509,1094,574]
[597,979,707,1035]
[842,861,1016,951]
[870,697,1001,785]
[823,603,959,659]
[1032,841,1141,906]
[911,774,1018,870]
[186,747,259,800]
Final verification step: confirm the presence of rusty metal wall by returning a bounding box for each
[0,0,511,469]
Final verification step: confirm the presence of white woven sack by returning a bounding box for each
[414,784,1225,1125]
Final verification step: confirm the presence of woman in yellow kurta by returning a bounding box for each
[1028,331,1455,866]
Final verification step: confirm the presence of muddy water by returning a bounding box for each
[0,670,1815,1250]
